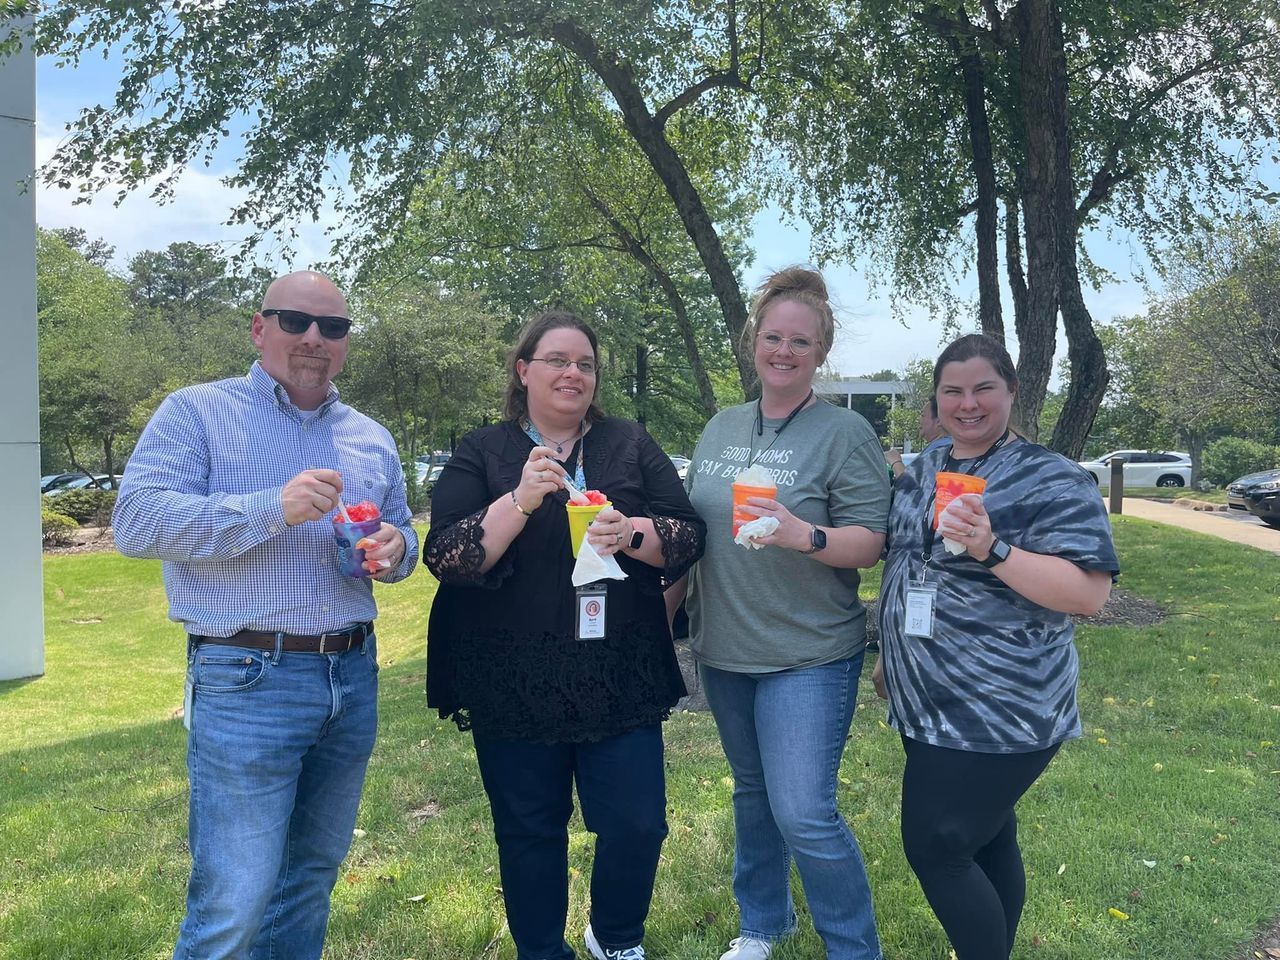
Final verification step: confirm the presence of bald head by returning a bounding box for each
[261,271,349,318]
[252,270,351,409]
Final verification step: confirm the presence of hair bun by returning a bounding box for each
[761,266,828,301]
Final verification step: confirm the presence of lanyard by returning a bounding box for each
[522,422,587,490]
[919,430,1012,572]
[748,389,813,468]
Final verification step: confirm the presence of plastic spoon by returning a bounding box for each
[561,476,590,505]
[337,497,353,523]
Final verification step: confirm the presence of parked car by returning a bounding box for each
[668,455,690,480]
[40,472,84,494]
[415,463,446,490]
[44,474,120,495]
[1227,467,1280,528]
[1078,450,1191,489]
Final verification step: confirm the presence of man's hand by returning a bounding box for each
[356,525,406,579]
[281,469,343,526]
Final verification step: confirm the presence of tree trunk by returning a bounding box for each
[547,19,754,395]
[950,11,1004,341]
[1050,268,1109,457]
[634,341,648,426]
[581,185,720,419]
[1009,0,1063,440]
[1004,196,1029,338]
[103,433,115,483]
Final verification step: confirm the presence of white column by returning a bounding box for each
[0,15,45,681]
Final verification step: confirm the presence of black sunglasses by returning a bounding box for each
[261,308,351,340]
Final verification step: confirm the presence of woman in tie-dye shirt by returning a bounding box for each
[875,334,1119,960]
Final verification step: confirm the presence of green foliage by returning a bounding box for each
[40,506,78,547]
[44,489,117,526]
[883,359,935,450]
[7,525,1280,958]
[1200,438,1280,487]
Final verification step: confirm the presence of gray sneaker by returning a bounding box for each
[584,923,646,960]
[719,937,774,960]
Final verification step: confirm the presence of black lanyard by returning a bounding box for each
[748,389,813,468]
[919,430,1012,569]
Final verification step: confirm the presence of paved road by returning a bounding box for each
[1118,498,1280,554]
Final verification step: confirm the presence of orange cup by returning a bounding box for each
[566,501,610,557]
[732,480,778,538]
[933,472,987,527]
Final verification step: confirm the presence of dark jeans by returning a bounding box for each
[472,725,668,960]
[900,736,1059,960]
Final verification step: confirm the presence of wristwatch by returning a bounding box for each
[627,529,645,550]
[802,524,827,555]
[978,536,1012,568]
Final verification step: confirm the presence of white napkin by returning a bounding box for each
[734,515,780,549]
[937,500,968,555]
[572,539,628,586]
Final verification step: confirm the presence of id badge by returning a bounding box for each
[575,583,608,641]
[904,580,937,639]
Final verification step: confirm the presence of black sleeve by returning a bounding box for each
[423,430,516,588]
[624,428,706,592]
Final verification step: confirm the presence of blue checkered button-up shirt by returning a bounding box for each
[114,362,419,638]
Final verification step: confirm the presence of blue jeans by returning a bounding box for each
[472,726,669,960]
[173,634,379,960]
[700,655,882,960]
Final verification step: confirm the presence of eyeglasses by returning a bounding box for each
[758,332,815,356]
[261,308,352,340]
[528,356,598,375]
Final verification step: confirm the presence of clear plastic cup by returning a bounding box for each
[333,516,383,577]
[933,472,987,527]
[732,480,778,539]
[566,501,610,557]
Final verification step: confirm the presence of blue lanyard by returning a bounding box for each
[522,421,587,491]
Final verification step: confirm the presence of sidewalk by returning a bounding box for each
[1118,498,1280,555]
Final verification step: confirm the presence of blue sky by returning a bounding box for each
[34,54,1163,381]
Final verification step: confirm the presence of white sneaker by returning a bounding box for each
[719,936,774,960]
[584,922,646,960]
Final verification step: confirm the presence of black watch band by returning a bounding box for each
[627,529,645,550]
[978,536,1011,568]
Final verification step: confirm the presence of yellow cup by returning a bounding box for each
[732,481,778,539]
[566,501,610,557]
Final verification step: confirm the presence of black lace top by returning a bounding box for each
[425,418,706,742]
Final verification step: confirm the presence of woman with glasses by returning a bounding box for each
[424,310,706,960]
[873,334,1117,960]
[668,267,890,960]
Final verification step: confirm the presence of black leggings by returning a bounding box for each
[900,736,1059,960]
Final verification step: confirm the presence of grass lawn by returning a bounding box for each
[2,520,1278,959]
[1119,486,1231,505]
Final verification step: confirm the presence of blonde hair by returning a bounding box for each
[740,266,836,365]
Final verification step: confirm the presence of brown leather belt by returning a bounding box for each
[193,623,371,654]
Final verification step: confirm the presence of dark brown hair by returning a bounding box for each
[740,266,837,364]
[932,333,1018,394]
[503,310,605,423]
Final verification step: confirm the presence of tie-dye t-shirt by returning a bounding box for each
[878,438,1119,754]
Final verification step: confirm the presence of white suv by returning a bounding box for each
[1078,450,1192,489]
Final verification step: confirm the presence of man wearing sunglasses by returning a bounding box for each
[114,270,419,960]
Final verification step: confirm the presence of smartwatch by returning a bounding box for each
[803,525,827,555]
[978,536,1012,568]
[627,529,645,550]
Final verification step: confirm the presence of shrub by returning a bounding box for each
[44,489,118,526]
[1201,437,1280,487]
[41,506,78,547]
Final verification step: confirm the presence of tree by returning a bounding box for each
[770,0,1280,456]
[27,0,782,394]
[36,230,159,477]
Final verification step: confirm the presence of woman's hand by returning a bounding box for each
[871,655,887,700]
[585,506,634,556]
[738,496,812,552]
[936,492,996,562]
[512,445,568,515]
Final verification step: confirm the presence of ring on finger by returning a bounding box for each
[968,525,977,536]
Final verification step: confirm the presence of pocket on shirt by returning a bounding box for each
[193,646,270,693]
[345,472,389,511]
